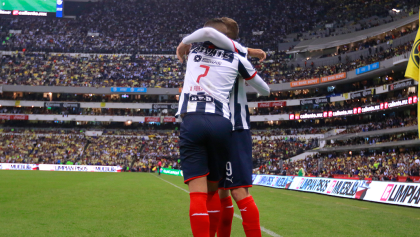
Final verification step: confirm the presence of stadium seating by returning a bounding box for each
[0,0,418,52]
[0,41,413,88]
[0,0,418,185]
[281,151,420,180]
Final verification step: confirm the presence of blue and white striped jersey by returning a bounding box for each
[230,42,251,130]
[175,42,257,120]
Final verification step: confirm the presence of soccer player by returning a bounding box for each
[176,18,270,237]
[157,160,162,175]
[177,17,267,237]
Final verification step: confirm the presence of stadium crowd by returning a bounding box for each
[0,128,318,171]
[338,117,418,134]
[0,129,180,170]
[0,41,413,88]
[0,54,184,88]
[0,0,417,53]
[325,132,418,147]
[253,93,416,116]
[280,151,420,180]
[252,136,319,167]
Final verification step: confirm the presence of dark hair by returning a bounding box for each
[221,17,239,39]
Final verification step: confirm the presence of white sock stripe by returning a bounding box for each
[153,174,282,237]
[226,205,234,208]
[191,213,209,216]
[207,210,220,213]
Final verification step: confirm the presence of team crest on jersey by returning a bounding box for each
[191,46,234,63]
[411,39,420,69]
[194,55,202,62]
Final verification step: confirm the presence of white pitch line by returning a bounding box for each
[153,174,282,237]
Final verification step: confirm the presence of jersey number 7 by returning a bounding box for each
[196,65,210,83]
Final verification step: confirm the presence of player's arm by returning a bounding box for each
[238,56,270,96]
[247,74,270,97]
[177,27,237,62]
[177,27,266,62]
[248,48,266,62]
[222,40,266,62]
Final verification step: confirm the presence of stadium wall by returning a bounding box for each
[0,163,122,172]
[0,77,414,110]
[252,175,420,208]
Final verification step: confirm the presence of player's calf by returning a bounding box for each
[237,195,261,237]
[207,191,221,237]
[188,177,210,237]
[217,189,234,237]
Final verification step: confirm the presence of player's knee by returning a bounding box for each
[207,181,219,192]
[218,189,230,199]
[231,188,249,202]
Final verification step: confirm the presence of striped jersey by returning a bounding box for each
[176,42,257,120]
[230,42,251,130]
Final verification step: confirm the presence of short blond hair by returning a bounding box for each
[221,17,239,39]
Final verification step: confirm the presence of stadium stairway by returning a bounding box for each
[78,139,91,161]
[27,139,39,163]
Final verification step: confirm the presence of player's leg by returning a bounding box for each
[206,115,233,237]
[231,187,261,237]
[202,180,221,237]
[217,188,234,237]
[180,114,212,237]
[188,177,210,237]
[226,129,261,237]
[206,180,221,236]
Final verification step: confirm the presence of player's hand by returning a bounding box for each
[248,48,266,62]
[177,42,192,63]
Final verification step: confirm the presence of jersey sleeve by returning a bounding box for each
[182,27,236,52]
[246,74,270,96]
[237,55,257,81]
[232,40,248,58]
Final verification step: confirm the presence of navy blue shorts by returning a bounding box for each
[180,113,232,183]
[219,129,253,189]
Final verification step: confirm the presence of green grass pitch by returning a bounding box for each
[0,0,56,12]
[0,171,419,237]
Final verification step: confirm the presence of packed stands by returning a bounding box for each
[0,0,417,52]
[253,94,416,115]
[0,0,418,185]
[325,131,418,147]
[0,54,184,88]
[0,128,316,170]
[0,41,413,88]
[252,136,319,167]
[280,151,420,181]
[338,117,418,134]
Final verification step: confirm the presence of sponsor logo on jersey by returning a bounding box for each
[194,55,202,62]
[202,58,222,65]
[192,46,234,63]
[189,95,214,102]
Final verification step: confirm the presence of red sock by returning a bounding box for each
[237,196,261,237]
[217,196,234,237]
[190,192,210,237]
[206,191,221,237]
